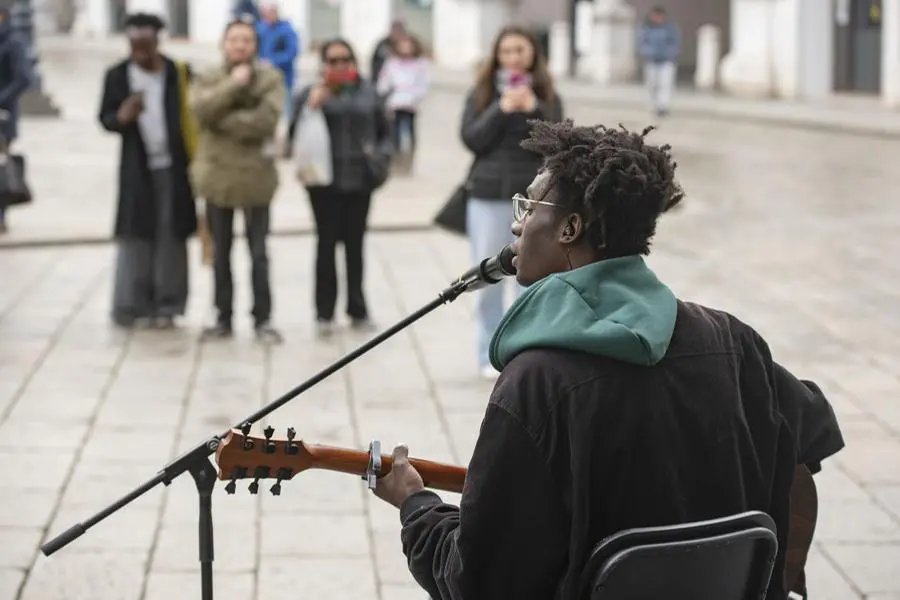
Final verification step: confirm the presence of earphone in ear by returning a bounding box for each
[564,224,574,237]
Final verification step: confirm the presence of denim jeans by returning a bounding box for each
[466,197,523,368]
[393,110,416,153]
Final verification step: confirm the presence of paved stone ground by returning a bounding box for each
[1,35,900,600]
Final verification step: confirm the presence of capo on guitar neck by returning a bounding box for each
[364,440,382,490]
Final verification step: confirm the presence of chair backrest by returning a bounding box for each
[579,511,778,600]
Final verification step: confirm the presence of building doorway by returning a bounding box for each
[168,0,189,38]
[834,0,882,93]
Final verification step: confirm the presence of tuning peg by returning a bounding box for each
[240,423,255,451]
[263,426,276,454]
[285,427,299,455]
[225,479,237,494]
[269,467,292,496]
[248,478,260,495]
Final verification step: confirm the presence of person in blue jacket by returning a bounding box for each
[256,2,299,120]
[637,6,681,117]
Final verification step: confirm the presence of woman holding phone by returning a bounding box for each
[289,38,393,337]
[460,26,563,379]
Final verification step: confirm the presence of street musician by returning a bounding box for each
[370,120,844,599]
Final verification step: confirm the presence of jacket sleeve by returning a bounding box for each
[459,90,508,156]
[666,24,682,61]
[636,25,652,58]
[399,403,569,600]
[212,73,285,144]
[772,361,845,472]
[748,329,845,472]
[98,68,133,134]
[270,26,299,66]
[189,71,245,128]
[373,91,393,158]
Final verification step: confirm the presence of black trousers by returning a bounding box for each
[207,204,272,326]
[307,187,372,321]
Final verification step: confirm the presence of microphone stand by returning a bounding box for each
[40,269,494,600]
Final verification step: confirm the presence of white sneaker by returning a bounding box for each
[480,365,500,380]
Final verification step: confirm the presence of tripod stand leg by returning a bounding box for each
[188,457,218,600]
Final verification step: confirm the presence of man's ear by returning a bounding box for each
[559,213,584,244]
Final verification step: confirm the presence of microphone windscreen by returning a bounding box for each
[499,245,517,275]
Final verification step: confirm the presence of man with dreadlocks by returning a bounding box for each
[370,120,844,599]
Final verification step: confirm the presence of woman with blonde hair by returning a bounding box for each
[460,26,563,379]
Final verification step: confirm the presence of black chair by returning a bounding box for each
[579,511,778,600]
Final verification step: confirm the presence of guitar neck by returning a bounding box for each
[305,443,467,494]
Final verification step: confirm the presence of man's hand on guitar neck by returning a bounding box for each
[372,444,426,508]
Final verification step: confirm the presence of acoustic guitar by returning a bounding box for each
[215,426,817,594]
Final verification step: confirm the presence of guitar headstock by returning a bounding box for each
[215,424,314,496]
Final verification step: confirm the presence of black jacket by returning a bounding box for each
[398,300,844,600]
[460,88,563,201]
[290,80,393,194]
[98,56,197,240]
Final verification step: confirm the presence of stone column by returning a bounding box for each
[125,0,167,18]
[694,24,721,90]
[719,0,776,97]
[71,0,110,37]
[586,0,637,84]
[548,20,571,77]
[431,0,513,71]
[721,0,832,100]
[882,0,900,108]
[10,0,60,116]
[340,0,392,77]
[189,0,230,43]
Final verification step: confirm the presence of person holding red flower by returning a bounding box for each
[288,38,393,337]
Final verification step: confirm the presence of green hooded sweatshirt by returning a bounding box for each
[488,256,679,371]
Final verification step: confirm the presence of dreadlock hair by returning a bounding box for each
[123,12,166,32]
[520,119,684,258]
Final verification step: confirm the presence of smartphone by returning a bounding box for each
[509,72,532,88]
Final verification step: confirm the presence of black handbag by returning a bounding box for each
[0,151,31,209]
[433,162,475,236]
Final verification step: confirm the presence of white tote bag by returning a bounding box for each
[292,107,333,187]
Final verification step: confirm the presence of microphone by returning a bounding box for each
[454,245,517,293]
